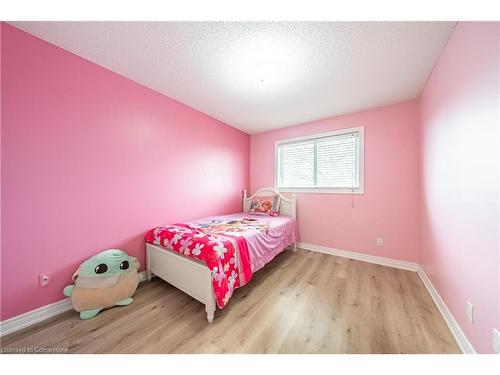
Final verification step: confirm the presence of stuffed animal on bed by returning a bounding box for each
[63,249,140,320]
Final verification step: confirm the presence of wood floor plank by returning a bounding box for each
[0,249,461,354]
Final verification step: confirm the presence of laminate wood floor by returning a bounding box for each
[0,249,461,354]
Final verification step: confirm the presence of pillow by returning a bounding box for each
[249,195,280,215]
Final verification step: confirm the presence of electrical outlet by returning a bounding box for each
[376,237,384,247]
[466,301,474,323]
[493,329,500,354]
[39,272,52,287]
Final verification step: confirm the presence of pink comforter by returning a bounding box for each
[188,213,297,273]
[146,213,296,308]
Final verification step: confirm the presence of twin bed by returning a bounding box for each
[145,188,297,322]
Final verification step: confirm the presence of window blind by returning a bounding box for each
[276,129,361,190]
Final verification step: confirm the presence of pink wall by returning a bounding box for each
[0,24,250,320]
[2,20,499,354]
[251,100,421,262]
[0,23,3,320]
[419,22,499,353]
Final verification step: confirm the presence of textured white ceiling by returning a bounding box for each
[9,22,455,134]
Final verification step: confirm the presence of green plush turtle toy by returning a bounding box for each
[63,249,140,320]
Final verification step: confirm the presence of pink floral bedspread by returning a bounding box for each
[145,223,253,308]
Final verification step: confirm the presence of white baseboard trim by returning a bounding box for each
[297,242,420,272]
[0,271,147,338]
[298,242,474,354]
[417,267,476,354]
[0,298,73,338]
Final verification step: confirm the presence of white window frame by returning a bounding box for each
[274,126,364,194]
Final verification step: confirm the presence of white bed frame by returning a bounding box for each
[145,187,296,322]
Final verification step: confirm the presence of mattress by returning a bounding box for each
[186,212,297,273]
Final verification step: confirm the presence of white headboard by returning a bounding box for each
[243,188,296,219]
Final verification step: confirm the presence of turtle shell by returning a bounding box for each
[70,269,139,312]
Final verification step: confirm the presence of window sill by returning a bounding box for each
[276,187,364,195]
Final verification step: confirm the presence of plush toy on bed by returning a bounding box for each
[63,249,140,320]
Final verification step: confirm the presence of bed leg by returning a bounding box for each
[206,311,214,323]
[146,245,152,281]
[206,296,216,323]
[291,243,297,252]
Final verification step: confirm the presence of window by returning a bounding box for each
[275,127,364,193]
